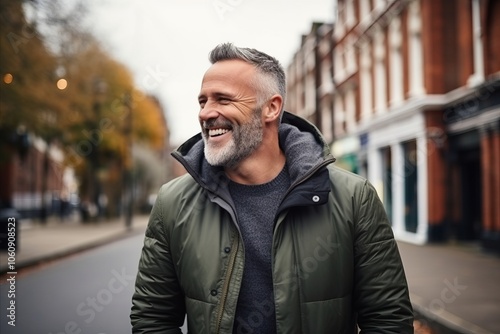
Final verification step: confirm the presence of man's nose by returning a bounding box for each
[199,100,220,121]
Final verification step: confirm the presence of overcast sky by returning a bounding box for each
[85,0,336,145]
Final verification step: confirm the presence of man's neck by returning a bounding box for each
[225,147,286,185]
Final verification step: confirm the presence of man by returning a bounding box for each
[131,43,414,333]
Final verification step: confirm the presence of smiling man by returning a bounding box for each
[198,51,286,182]
[131,43,414,334]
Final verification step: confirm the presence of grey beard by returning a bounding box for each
[203,110,263,168]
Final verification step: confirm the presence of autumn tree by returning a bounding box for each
[54,37,169,219]
[0,0,61,144]
[1,0,169,219]
[0,0,63,209]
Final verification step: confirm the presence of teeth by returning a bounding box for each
[208,128,229,137]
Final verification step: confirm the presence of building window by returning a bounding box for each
[468,0,485,86]
[374,26,387,114]
[321,98,333,143]
[345,0,356,28]
[389,17,403,106]
[375,0,386,10]
[408,0,425,97]
[359,0,371,22]
[345,36,357,76]
[334,94,345,136]
[305,72,316,117]
[334,44,345,82]
[403,139,418,233]
[320,57,333,94]
[334,3,345,39]
[360,43,373,121]
[345,88,356,131]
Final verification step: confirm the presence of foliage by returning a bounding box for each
[1,0,168,149]
[0,0,61,138]
[0,0,169,212]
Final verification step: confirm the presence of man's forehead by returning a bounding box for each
[204,59,256,76]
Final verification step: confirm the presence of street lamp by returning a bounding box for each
[91,78,107,221]
[123,92,133,230]
[56,78,68,90]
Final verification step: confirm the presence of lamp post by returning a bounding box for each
[39,109,58,224]
[92,78,107,221]
[123,92,133,230]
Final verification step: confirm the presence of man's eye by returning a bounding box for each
[219,98,231,104]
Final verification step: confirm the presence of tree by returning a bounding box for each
[0,0,61,139]
[0,0,63,209]
[0,0,170,220]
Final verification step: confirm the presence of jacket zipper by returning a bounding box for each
[215,234,239,333]
[172,151,243,332]
[270,155,335,331]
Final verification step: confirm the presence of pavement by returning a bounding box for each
[0,214,149,273]
[1,215,499,334]
[397,240,500,334]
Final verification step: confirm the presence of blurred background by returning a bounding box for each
[1,0,177,224]
[1,0,499,245]
[0,0,335,224]
[0,0,499,333]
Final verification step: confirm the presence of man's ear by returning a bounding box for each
[263,94,283,123]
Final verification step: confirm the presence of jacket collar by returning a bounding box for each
[171,111,336,195]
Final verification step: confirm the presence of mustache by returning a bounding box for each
[203,118,233,129]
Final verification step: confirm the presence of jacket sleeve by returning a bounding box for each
[353,180,414,333]
[130,185,186,333]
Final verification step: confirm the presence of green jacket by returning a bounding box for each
[131,112,414,333]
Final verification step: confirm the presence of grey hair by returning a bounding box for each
[208,43,286,113]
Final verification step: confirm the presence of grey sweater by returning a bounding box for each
[229,165,291,334]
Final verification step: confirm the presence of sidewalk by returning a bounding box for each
[0,214,149,273]
[1,215,498,333]
[398,241,500,334]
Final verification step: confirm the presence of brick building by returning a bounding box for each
[286,0,500,253]
[0,136,74,220]
[287,23,335,144]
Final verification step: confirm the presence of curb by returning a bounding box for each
[0,225,146,275]
[410,293,495,334]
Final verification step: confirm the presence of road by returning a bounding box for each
[0,230,437,334]
[0,233,187,334]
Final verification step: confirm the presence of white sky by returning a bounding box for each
[85,0,336,145]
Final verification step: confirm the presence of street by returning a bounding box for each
[0,225,489,334]
[0,233,187,334]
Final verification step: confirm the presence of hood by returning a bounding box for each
[171,111,335,195]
